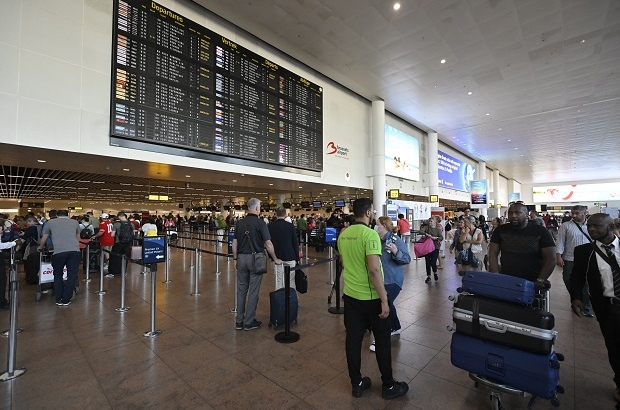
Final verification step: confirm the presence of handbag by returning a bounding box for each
[245,231,267,275]
[414,236,435,258]
[295,266,308,294]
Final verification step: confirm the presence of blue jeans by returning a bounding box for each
[385,283,401,331]
[562,259,592,310]
[52,251,80,304]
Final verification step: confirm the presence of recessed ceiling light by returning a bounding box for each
[123,168,130,171]
[467,91,472,95]
[498,128,502,131]
[440,59,446,64]
[232,179,237,182]
[299,186,303,189]
[485,113,490,116]
[393,2,400,10]
[581,39,585,43]
[37,159,46,163]
[269,183,273,186]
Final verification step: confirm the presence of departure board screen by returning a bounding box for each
[110,0,323,172]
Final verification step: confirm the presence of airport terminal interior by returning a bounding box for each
[2,0,620,409]
[0,238,615,409]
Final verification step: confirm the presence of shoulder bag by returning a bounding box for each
[295,264,308,294]
[245,230,267,275]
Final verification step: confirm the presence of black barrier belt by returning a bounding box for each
[293,257,337,272]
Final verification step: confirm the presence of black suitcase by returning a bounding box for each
[107,243,125,275]
[269,288,298,328]
[451,294,556,354]
[25,251,40,284]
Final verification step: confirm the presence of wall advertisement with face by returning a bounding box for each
[533,182,620,202]
[438,150,476,192]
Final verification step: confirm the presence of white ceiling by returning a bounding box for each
[192,0,620,185]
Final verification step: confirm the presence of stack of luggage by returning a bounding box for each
[449,271,565,407]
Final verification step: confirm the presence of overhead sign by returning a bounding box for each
[388,189,400,199]
[429,195,438,202]
[437,150,476,192]
[143,236,166,264]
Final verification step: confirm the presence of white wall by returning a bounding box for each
[0,0,372,192]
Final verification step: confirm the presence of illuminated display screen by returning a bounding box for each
[384,125,420,181]
[110,0,323,172]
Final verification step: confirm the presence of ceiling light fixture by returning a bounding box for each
[393,2,400,10]
[440,59,446,64]
[185,175,191,177]
[485,113,490,116]
[123,168,129,171]
[467,91,472,95]
[37,159,46,163]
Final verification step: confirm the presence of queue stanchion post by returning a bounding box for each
[328,257,344,314]
[304,232,308,261]
[191,247,201,296]
[83,244,91,283]
[327,246,334,284]
[275,264,300,344]
[95,246,107,295]
[163,238,171,283]
[0,247,26,381]
[115,254,130,312]
[143,264,161,338]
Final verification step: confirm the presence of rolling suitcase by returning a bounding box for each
[450,332,562,400]
[451,294,557,354]
[459,271,535,305]
[268,287,298,328]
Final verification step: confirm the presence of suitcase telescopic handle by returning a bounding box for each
[483,320,508,333]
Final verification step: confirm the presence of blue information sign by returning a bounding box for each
[143,236,166,264]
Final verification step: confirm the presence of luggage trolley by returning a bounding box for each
[448,274,565,409]
[36,250,75,301]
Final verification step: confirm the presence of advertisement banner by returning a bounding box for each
[470,180,487,206]
[384,125,420,181]
[533,183,620,202]
[508,192,521,203]
[438,150,476,192]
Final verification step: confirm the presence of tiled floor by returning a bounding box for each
[0,239,617,409]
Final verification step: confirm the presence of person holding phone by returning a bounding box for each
[369,217,411,351]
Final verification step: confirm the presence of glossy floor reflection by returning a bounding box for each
[0,241,616,409]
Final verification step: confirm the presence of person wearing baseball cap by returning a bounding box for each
[91,213,114,272]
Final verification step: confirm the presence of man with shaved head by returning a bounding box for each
[572,213,620,404]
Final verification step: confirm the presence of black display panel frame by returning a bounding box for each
[109,0,323,175]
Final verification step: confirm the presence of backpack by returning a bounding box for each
[445,221,452,232]
[80,224,93,239]
[117,221,134,243]
[1,222,20,242]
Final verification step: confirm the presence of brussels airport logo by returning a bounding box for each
[326,141,349,159]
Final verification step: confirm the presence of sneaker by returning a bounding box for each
[55,301,63,306]
[425,276,431,284]
[244,320,262,331]
[105,273,114,278]
[61,301,71,306]
[369,341,376,352]
[352,377,371,398]
[390,329,401,336]
[382,381,409,400]
[434,273,439,281]
[235,322,243,330]
[583,308,594,317]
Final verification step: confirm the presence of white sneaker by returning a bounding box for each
[390,329,401,336]
[369,341,376,352]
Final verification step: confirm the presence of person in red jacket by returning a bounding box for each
[91,213,114,270]
[396,214,410,243]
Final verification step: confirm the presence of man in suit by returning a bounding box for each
[571,213,620,404]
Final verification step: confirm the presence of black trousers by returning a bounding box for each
[343,294,393,387]
[598,301,620,389]
[0,252,7,305]
[424,248,440,276]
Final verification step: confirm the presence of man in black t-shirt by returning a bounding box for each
[488,202,556,282]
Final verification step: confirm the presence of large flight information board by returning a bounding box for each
[110,0,323,172]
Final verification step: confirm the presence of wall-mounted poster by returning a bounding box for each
[508,192,521,203]
[438,150,476,192]
[384,125,420,181]
[470,180,487,206]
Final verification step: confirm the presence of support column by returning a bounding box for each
[372,100,386,211]
[478,161,488,217]
[493,169,501,208]
[427,132,439,201]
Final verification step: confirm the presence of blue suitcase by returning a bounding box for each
[450,332,562,399]
[269,288,298,328]
[459,271,535,305]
